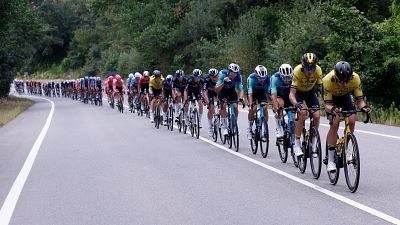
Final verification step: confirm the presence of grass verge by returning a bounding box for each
[0,96,34,127]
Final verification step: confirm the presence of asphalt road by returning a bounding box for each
[0,94,399,225]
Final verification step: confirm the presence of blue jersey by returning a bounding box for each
[216,69,243,91]
[247,73,270,94]
[126,78,133,87]
[203,76,217,92]
[271,72,291,97]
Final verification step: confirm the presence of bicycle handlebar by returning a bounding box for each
[329,109,372,125]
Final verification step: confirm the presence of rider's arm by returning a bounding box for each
[215,71,225,93]
[270,76,279,112]
[289,87,298,106]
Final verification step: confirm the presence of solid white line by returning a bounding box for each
[239,109,400,140]
[0,96,55,225]
[171,123,400,224]
[117,100,399,223]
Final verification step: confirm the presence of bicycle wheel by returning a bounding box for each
[298,128,308,173]
[194,110,200,139]
[326,139,340,185]
[183,114,187,134]
[310,128,322,179]
[178,112,182,132]
[155,105,160,129]
[212,117,218,142]
[250,117,259,154]
[232,116,239,152]
[344,133,360,193]
[120,98,124,113]
[277,138,288,163]
[218,115,224,143]
[169,107,174,131]
[227,117,232,148]
[259,118,269,158]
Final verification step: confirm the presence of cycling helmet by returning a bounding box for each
[255,65,268,78]
[193,69,202,77]
[166,75,173,82]
[334,61,353,82]
[279,64,293,81]
[134,72,142,79]
[115,74,122,81]
[175,69,184,76]
[228,63,240,73]
[108,76,113,80]
[208,68,219,77]
[143,71,150,77]
[128,73,134,78]
[301,53,318,68]
[153,70,161,77]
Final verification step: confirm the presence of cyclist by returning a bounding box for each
[131,72,141,110]
[138,71,151,112]
[104,75,114,103]
[113,74,126,107]
[184,69,204,127]
[162,74,174,125]
[149,70,164,123]
[215,63,244,136]
[203,68,219,137]
[246,65,270,141]
[323,61,371,172]
[172,69,187,119]
[271,64,294,138]
[126,73,135,110]
[289,53,322,157]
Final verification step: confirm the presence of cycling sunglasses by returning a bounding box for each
[304,66,316,72]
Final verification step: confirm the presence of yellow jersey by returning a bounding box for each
[323,70,363,103]
[291,64,323,92]
[149,76,164,90]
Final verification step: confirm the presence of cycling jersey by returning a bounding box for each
[323,70,363,103]
[203,76,217,92]
[138,76,150,91]
[172,76,187,92]
[271,72,291,97]
[291,65,322,92]
[185,76,204,91]
[216,69,243,91]
[149,76,164,90]
[247,73,270,94]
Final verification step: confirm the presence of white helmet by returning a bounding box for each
[143,71,150,77]
[128,73,134,78]
[193,69,202,77]
[134,72,142,78]
[166,75,173,82]
[279,64,293,81]
[255,65,268,78]
[228,63,240,73]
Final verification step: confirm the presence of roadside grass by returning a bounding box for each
[0,96,34,127]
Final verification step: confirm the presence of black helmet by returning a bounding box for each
[301,53,318,68]
[334,61,352,82]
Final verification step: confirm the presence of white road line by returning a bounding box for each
[116,100,400,223]
[239,109,400,140]
[0,96,55,225]
[171,123,400,224]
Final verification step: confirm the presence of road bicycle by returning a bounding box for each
[211,101,223,143]
[154,96,163,129]
[249,102,269,158]
[222,100,244,151]
[187,97,200,139]
[324,110,371,193]
[115,90,124,113]
[166,96,174,131]
[296,107,322,179]
[276,107,298,167]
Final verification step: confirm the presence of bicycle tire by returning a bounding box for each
[298,128,307,173]
[250,117,259,155]
[212,117,218,142]
[310,128,322,179]
[232,115,239,152]
[178,112,182,133]
[169,107,174,131]
[155,105,161,129]
[277,139,288,163]
[344,133,360,193]
[259,119,269,158]
[194,110,200,139]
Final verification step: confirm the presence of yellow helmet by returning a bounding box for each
[301,53,318,68]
